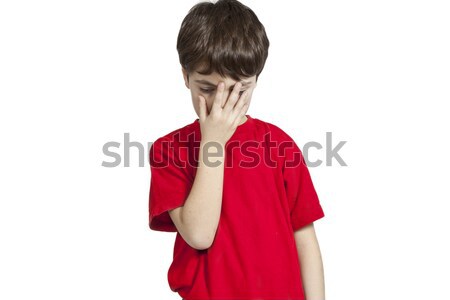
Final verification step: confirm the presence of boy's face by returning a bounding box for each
[182,67,257,118]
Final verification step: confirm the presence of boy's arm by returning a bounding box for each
[168,140,225,250]
[168,81,249,250]
[294,223,325,300]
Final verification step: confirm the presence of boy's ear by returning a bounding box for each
[181,67,190,89]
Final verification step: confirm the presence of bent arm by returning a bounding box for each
[169,140,225,250]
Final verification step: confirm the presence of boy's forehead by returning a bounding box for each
[193,71,254,86]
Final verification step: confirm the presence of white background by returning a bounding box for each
[1,0,449,299]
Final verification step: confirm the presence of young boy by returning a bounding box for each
[148,0,326,299]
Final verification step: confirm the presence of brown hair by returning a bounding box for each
[176,0,270,82]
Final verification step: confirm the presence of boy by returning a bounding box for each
[148,0,326,299]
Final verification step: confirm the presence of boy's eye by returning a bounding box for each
[200,88,245,96]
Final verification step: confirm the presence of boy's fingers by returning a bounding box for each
[224,82,242,112]
[211,82,225,112]
[198,95,206,122]
[233,102,249,128]
[231,89,248,118]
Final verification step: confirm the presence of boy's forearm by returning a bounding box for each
[296,234,325,300]
[181,140,225,249]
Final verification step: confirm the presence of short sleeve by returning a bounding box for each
[282,139,325,231]
[148,137,193,232]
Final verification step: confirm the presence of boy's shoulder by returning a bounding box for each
[151,119,199,147]
[253,116,297,145]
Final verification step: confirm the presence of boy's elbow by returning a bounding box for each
[190,240,211,251]
[190,232,214,250]
[169,207,214,250]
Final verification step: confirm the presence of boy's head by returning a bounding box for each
[176,0,270,116]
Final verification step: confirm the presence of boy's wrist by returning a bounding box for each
[199,140,225,167]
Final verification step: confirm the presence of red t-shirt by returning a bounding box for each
[148,114,325,300]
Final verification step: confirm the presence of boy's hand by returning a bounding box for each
[198,81,249,145]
